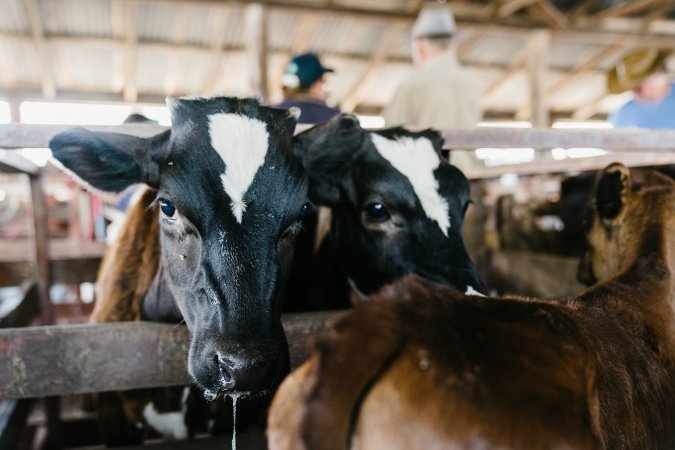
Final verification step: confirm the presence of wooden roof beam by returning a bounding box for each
[572,92,609,120]
[531,0,569,30]
[546,36,635,98]
[458,27,491,60]
[525,29,551,126]
[641,2,675,32]
[589,0,664,23]
[22,0,56,99]
[244,3,269,98]
[569,0,595,21]
[481,59,525,107]
[497,0,538,19]
[341,24,406,113]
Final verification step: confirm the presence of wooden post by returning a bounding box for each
[8,100,20,124]
[244,3,269,98]
[525,29,551,127]
[28,174,53,326]
[28,172,62,449]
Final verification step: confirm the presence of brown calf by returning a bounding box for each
[267,163,675,449]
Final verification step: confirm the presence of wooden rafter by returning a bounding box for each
[641,2,675,32]
[408,0,426,14]
[589,0,665,23]
[341,24,406,113]
[569,0,596,21]
[23,0,56,99]
[572,92,609,120]
[547,37,635,98]
[243,3,269,98]
[481,61,525,107]
[531,0,569,29]
[497,0,538,19]
[458,27,491,60]
[525,29,551,126]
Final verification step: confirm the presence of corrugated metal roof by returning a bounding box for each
[0,0,30,34]
[0,0,673,121]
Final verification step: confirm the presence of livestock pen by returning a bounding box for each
[0,124,674,448]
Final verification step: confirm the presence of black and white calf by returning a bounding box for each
[50,96,308,397]
[294,114,485,307]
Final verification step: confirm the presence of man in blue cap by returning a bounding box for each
[276,52,340,125]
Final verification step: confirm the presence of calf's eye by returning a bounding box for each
[297,202,311,222]
[159,199,178,219]
[364,202,390,222]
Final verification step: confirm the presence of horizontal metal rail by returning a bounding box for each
[0,311,337,399]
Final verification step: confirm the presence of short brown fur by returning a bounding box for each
[268,164,675,450]
[91,188,160,324]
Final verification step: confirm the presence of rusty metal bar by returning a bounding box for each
[0,311,336,399]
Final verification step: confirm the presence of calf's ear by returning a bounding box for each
[49,128,169,193]
[595,163,630,223]
[294,114,362,206]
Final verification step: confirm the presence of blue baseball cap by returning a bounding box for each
[283,53,334,89]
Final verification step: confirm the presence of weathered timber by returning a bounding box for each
[0,257,101,288]
[3,123,675,151]
[29,173,53,325]
[0,311,337,399]
[0,149,38,174]
[0,123,168,149]
[485,250,584,298]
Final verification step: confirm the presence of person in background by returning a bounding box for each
[382,7,481,171]
[276,52,340,125]
[607,47,675,128]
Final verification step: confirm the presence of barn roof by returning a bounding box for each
[0,0,674,122]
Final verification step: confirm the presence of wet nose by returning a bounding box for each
[214,352,274,392]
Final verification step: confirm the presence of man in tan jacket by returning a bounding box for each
[383,7,481,170]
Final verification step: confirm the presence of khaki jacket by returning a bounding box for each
[382,53,481,170]
[383,52,481,130]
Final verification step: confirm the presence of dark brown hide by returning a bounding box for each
[268,164,675,450]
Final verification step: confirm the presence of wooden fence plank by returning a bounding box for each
[3,123,675,151]
[0,311,336,399]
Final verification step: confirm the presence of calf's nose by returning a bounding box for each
[215,352,275,392]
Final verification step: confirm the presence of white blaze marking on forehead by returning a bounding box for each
[208,113,269,223]
[371,133,450,237]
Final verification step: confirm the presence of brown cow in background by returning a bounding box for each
[267,163,675,450]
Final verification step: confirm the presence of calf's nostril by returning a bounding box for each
[214,353,235,382]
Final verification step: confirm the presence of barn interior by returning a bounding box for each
[1,0,674,448]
